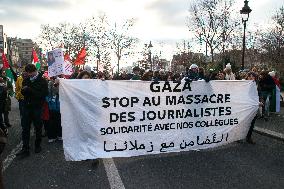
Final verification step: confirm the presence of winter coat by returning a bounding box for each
[21,73,48,108]
[258,75,275,93]
[0,84,7,112]
[225,73,235,80]
[2,78,13,112]
[47,80,60,112]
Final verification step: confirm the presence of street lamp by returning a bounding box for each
[147,41,153,70]
[96,50,100,73]
[240,0,252,70]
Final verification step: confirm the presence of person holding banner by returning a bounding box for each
[140,70,151,81]
[130,66,141,80]
[77,71,91,79]
[246,72,260,144]
[46,77,62,143]
[152,70,161,82]
[258,71,275,121]
[16,64,48,158]
[182,64,202,81]
[217,71,226,80]
[224,63,236,80]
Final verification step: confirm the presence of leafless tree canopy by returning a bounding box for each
[188,0,239,63]
[37,14,138,73]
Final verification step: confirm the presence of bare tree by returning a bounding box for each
[188,0,239,63]
[85,14,111,73]
[108,19,138,73]
[38,15,138,73]
[37,24,58,50]
[260,6,284,67]
[57,22,85,59]
[37,22,86,62]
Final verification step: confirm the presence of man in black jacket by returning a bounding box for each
[258,71,275,120]
[16,64,48,158]
[0,77,8,135]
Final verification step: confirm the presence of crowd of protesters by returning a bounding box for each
[0,62,281,159]
[0,71,13,135]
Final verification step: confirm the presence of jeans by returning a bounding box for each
[0,111,4,130]
[247,116,257,139]
[22,105,43,150]
[4,111,10,125]
[18,100,24,118]
[18,100,25,127]
[260,91,271,117]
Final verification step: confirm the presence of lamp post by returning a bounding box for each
[147,41,153,70]
[96,50,100,73]
[63,35,67,51]
[240,0,252,70]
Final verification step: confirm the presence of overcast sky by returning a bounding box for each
[0,0,283,61]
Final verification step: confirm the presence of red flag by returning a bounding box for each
[64,53,71,62]
[1,52,10,70]
[32,49,39,63]
[74,47,87,65]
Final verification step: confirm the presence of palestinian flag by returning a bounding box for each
[270,81,281,113]
[1,50,14,83]
[32,49,41,70]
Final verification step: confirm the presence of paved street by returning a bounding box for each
[2,98,284,189]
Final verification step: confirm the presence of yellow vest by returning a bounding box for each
[15,76,24,100]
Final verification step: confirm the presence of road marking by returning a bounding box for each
[2,124,36,172]
[2,142,22,172]
[254,127,284,141]
[103,158,125,189]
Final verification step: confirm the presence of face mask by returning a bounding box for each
[30,73,39,82]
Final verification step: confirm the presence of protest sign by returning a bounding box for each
[59,80,259,161]
[47,48,64,77]
[63,60,73,75]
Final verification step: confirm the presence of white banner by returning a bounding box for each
[48,48,64,77]
[59,80,259,161]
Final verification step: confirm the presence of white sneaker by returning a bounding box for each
[48,139,56,143]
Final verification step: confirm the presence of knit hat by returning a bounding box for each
[269,71,275,77]
[84,65,92,73]
[225,63,231,69]
[189,64,198,69]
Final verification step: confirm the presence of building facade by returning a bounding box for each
[0,25,8,55]
[0,25,35,69]
[16,38,34,66]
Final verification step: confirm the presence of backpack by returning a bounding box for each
[46,95,60,112]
